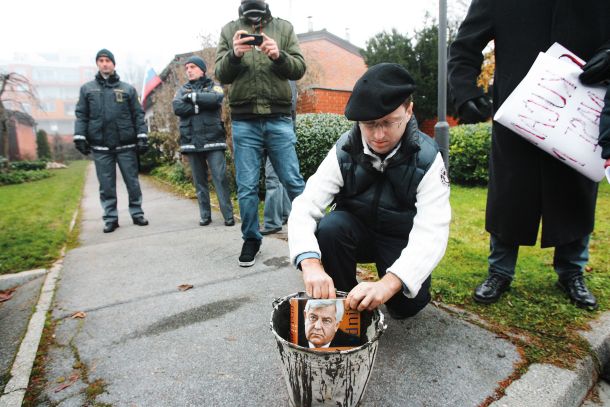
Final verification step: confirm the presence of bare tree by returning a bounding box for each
[0,72,39,163]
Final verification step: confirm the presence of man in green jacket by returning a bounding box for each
[215,0,306,267]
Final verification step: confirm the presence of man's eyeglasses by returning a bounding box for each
[359,116,407,132]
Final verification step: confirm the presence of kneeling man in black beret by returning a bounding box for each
[288,63,451,318]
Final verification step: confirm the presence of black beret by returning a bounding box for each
[95,48,115,66]
[345,63,416,121]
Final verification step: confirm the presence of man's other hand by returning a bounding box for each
[457,96,492,124]
[301,259,336,299]
[260,33,280,60]
[346,273,403,312]
[74,140,90,155]
[232,30,254,58]
[580,49,610,85]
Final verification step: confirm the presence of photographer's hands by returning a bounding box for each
[232,30,280,60]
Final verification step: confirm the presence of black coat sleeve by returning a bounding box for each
[74,86,89,137]
[172,87,196,117]
[195,86,224,110]
[447,0,495,110]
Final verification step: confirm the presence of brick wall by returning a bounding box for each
[300,41,367,91]
[13,120,37,160]
[419,116,460,138]
[298,88,352,115]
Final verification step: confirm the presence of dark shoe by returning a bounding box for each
[239,239,261,267]
[132,216,149,226]
[473,274,512,304]
[556,275,598,310]
[103,221,119,233]
[224,218,235,226]
[260,227,282,236]
[199,218,211,226]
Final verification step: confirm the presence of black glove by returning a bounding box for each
[182,92,195,103]
[136,136,149,154]
[579,49,610,85]
[74,140,90,155]
[457,96,492,124]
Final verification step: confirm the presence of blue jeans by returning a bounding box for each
[263,156,291,230]
[488,233,590,281]
[232,117,305,241]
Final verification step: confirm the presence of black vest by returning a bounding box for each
[334,119,439,240]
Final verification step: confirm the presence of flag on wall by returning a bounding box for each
[141,66,161,110]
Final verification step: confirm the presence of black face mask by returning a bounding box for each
[240,1,266,23]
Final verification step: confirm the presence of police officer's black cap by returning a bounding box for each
[95,49,115,66]
[345,63,416,121]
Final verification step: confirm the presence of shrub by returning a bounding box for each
[0,169,53,185]
[10,160,48,171]
[295,113,353,180]
[139,131,180,173]
[448,122,492,186]
[150,162,196,198]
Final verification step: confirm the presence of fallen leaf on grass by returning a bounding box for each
[178,284,194,292]
[54,373,79,392]
[71,311,87,319]
[0,288,16,303]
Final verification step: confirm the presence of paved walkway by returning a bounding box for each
[7,163,600,406]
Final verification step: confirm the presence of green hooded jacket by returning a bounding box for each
[215,8,306,118]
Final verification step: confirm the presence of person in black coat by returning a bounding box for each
[448,0,610,309]
[173,56,235,227]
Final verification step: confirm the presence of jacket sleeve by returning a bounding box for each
[74,86,89,139]
[195,85,224,110]
[270,23,306,81]
[129,87,147,135]
[215,26,245,85]
[599,85,610,159]
[288,145,344,266]
[447,0,494,110]
[172,87,195,117]
[386,154,451,298]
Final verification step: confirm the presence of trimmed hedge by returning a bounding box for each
[449,123,492,186]
[295,113,353,180]
[0,169,53,185]
[10,160,47,171]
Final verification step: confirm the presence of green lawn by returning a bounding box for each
[0,161,88,274]
[434,182,610,366]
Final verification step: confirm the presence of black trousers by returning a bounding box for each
[316,210,431,319]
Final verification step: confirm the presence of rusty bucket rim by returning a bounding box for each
[270,291,387,355]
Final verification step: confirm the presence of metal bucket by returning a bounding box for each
[270,292,387,407]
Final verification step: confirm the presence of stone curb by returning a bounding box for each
[0,208,79,407]
[0,269,48,292]
[491,311,610,407]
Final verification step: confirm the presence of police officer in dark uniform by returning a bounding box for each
[172,56,235,227]
[74,49,149,233]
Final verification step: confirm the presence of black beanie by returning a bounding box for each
[345,63,416,121]
[95,49,115,65]
[185,56,207,73]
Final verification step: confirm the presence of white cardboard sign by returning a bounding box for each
[494,44,607,182]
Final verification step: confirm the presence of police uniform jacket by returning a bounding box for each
[173,76,227,153]
[74,72,147,149]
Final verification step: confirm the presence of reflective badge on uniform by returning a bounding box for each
[440,166,450,187]
[114,90,124,103]
[213,85,224,95]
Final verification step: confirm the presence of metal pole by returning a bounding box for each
[434,0,450,170]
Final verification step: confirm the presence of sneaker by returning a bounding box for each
[239,238,261,267]
[199,218,211,226]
